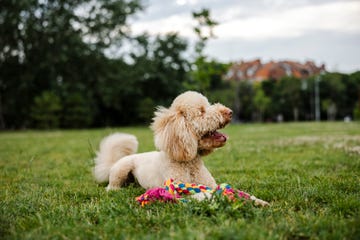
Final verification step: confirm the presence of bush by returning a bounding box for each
[137,97,156,124]
[353,103,360,121]
[62,93,93,128]
[30,91,62,129]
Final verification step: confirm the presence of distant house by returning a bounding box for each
[225,59,326,82]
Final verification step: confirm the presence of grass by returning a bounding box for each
[0,122,359,239]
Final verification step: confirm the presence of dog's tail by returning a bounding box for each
[93,133,138,183]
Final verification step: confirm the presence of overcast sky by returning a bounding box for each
[129,0,360,73]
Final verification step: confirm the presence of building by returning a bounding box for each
[225,59,326,82]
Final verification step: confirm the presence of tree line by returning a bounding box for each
[1,0,359,129]
[210,72,360,123]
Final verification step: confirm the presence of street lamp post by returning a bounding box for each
[314,75,320,121]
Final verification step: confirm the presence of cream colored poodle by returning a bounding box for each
[93,91,269,206]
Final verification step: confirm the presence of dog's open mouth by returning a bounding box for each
[203,130,228,142]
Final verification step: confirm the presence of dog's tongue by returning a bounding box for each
[211,131,228,142]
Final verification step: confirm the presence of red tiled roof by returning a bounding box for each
[225,59,325,82]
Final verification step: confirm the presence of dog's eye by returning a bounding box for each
[199,107,205,116]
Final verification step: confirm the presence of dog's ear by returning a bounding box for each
[151,107,197,162]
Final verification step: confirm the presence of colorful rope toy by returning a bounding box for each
[135,178,252,207]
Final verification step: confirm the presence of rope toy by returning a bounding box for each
[135,178,252,207]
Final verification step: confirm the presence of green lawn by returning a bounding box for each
[1,122,359,239]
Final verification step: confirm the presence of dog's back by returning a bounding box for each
[93,133,138,183]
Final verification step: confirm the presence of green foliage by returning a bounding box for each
[1,1,360,129]
[235,80,255,122]
[0,0,192,129]
[225,72,360,122]
[1,123,359,239]
[137,97,156,123]
[322,99,337,121]
[1,0,143,128]
[186,59,229,93]
[272,76,303,121]
[187,8,225,95]
[253,84,271,122]
[319,73,346,118]
[345,72,360,121]
[131,33,189,104]
[206,87,236,110]
[354,103,360,121]
[192,8,218,55]
[76,32,189,127]
[62,93,94,128]
[30,91,62,129]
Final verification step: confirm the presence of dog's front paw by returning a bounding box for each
[250,196,270,207]
[106,185,120,191]
[191,192,212,201]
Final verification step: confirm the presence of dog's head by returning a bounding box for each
[151,91,232,161]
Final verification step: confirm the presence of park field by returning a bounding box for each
[0,122,359,239]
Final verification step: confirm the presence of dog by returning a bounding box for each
[93,91,269,206]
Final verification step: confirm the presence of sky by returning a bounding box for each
[129,0,360,73]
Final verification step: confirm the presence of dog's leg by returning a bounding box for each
[106,158,134,191]
[194,165,217,189]
[250,195,270,207]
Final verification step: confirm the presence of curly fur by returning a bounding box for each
[93,91,232,191]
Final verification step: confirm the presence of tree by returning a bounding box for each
[321,99,337,121]
[62,92,94,128]
[354,105,360,121]
[187,8,220,93]
[253,84,270,122]
[192,8,218,57]
[0,0,143,129]
[130,33,190,107]
[137,97,155,124]
[319,73,346,119]
[186,59,229,93]
[273,77,303,121]
[30,91,62,129]
[348,71,360,120]
[236,81,254,122]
